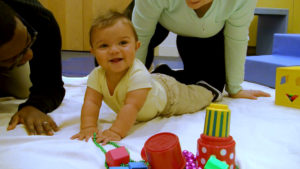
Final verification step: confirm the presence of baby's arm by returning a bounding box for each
[71,87,102,142]
[97,88,150,144]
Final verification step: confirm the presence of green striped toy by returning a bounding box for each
[203,103,231,137]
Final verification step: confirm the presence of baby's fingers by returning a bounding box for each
[84,133,93,142]
[101,138,110,145]
[71,133,89,141]
[96,133,109,144]
[96,137,110,145]
[96,136,104,144]
[78,134,87,141]
[71,133,80,140]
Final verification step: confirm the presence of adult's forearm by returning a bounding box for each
[19,87,65,113]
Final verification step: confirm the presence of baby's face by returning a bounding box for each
[185,0,211,9]
[91,20,140,75]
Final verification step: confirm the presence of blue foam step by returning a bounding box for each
[272,34,300,57]
[245,33,300,88]
[245,55,300,88]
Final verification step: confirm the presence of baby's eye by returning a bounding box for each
[119,40,128,45]
[99,44,108,48]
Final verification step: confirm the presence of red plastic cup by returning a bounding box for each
[141,132,185,169]
[197,134,236,169]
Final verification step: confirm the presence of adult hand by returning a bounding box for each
[71,126,98,142]
[230,89,271,100]
[96,129,121,145]
[7,106,59,135]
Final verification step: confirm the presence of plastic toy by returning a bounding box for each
[204,156,228,169]
[196,103,236,169]
[106,146,130,167]
[182,150,202,169]
[96,103,239,169]
[141,132,186,169]
[92,133,148,169]
[128,162,148,169]
[275,66,300,109]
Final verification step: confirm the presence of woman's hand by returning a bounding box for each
[71,126,98,142]
[96,129,122,145]
[230,89,271,100]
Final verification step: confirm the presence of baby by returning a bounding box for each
[71,11,221,144]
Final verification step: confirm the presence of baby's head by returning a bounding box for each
[89,12,140,74]
[89,11,138,47]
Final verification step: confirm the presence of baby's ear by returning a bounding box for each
[136,41,141,50]
[90,47,95,56]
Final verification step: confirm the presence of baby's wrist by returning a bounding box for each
[80,125,97,130]
[109,127,124,138]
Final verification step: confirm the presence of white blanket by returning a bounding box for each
[0,76,299,169]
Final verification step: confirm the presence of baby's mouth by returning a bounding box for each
[110,58,123,63]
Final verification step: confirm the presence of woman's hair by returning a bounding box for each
[89,11,138,47]
[0,1,17,47]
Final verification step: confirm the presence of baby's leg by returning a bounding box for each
[152,73,213,116]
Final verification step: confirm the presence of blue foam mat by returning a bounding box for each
[62,56,95,77]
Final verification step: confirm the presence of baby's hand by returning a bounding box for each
[71,126,98,142]
[96,129,121,145]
